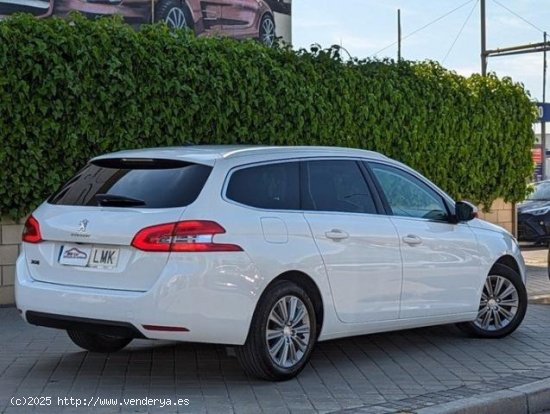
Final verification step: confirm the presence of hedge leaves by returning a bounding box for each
[0,14,537,219]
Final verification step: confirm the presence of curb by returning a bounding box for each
[416,378,550,414]
[529,294,550,304]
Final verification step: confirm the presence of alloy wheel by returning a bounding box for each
[165,7,187,29]
[265,295,310,368]
[474,275,519,331]
[260,17,275,46]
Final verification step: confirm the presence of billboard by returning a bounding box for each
[0,0,291,45]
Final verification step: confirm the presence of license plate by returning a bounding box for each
[59,245,119,268]
[89,247,119,268]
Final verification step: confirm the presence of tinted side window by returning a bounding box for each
[303,160,377,214]
[369,163,449,221]
[226,162,299,210]
[49,160,212,208]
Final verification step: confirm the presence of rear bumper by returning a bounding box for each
[26,311,146,338]
[15,252,261,345]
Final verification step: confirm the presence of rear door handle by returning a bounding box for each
[402,235,422,245]
[325,229,349,240]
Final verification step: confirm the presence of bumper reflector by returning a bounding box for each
[142,324,189,332]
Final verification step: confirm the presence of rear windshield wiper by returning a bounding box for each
[95,194,146,207]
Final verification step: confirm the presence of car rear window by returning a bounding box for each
[48,158,212,208]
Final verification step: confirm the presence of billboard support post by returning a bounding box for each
[397,9,402,61]
[480,0,487,76]
[543,31,547,180]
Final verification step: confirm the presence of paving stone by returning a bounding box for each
[2,252,550,413]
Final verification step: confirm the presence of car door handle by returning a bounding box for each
[402,235,422,245]
[325,229,349,240]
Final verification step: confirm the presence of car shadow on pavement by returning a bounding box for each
[54,323,471,381]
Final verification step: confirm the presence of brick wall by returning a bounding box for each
[476,198,515,235]
[0,200,518,306]
[0,218,22,306]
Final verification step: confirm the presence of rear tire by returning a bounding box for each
[236,280,317,381]
[67,330,132,353]
[457,264,527,338]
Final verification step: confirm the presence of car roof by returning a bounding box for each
[92,145,388,166]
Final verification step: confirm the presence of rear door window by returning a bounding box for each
[226,162,300,210]
[49,158,212,208]
[302,160,377,214]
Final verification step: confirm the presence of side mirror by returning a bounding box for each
[455,201,478,222]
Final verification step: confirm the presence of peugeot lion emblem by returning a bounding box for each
[78,219,89,233]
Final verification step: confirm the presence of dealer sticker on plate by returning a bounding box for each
[59,244,119,268]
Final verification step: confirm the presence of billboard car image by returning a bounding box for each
[0,0,53,17]
[0,0,291,45]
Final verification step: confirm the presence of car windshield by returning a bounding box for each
[528,182,550,200]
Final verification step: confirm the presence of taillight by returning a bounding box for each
[131,223,175,252]
[22,215,42,243]
[131,220,242,252]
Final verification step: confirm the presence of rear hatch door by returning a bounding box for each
[25,157,212,291]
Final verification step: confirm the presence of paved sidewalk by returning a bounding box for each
[0,248,548,414]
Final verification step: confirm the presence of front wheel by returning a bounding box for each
[258,13,276,46]
[155,0,191,30]
[457,263,527,338]
[67,330,132,353]
[236,280,317,380]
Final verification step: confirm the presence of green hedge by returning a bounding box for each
[0,14,537,219]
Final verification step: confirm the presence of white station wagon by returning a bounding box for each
[16,146,527,380]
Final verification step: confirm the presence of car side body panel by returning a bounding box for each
[468,218,526,284]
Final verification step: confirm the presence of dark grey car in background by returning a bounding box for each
[518,180,550,245]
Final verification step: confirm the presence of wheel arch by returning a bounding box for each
[261,11,275,28]
[253,270,324,338]
[181,0,196,28]
[490,254,521,276]
[261,10,275,21]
